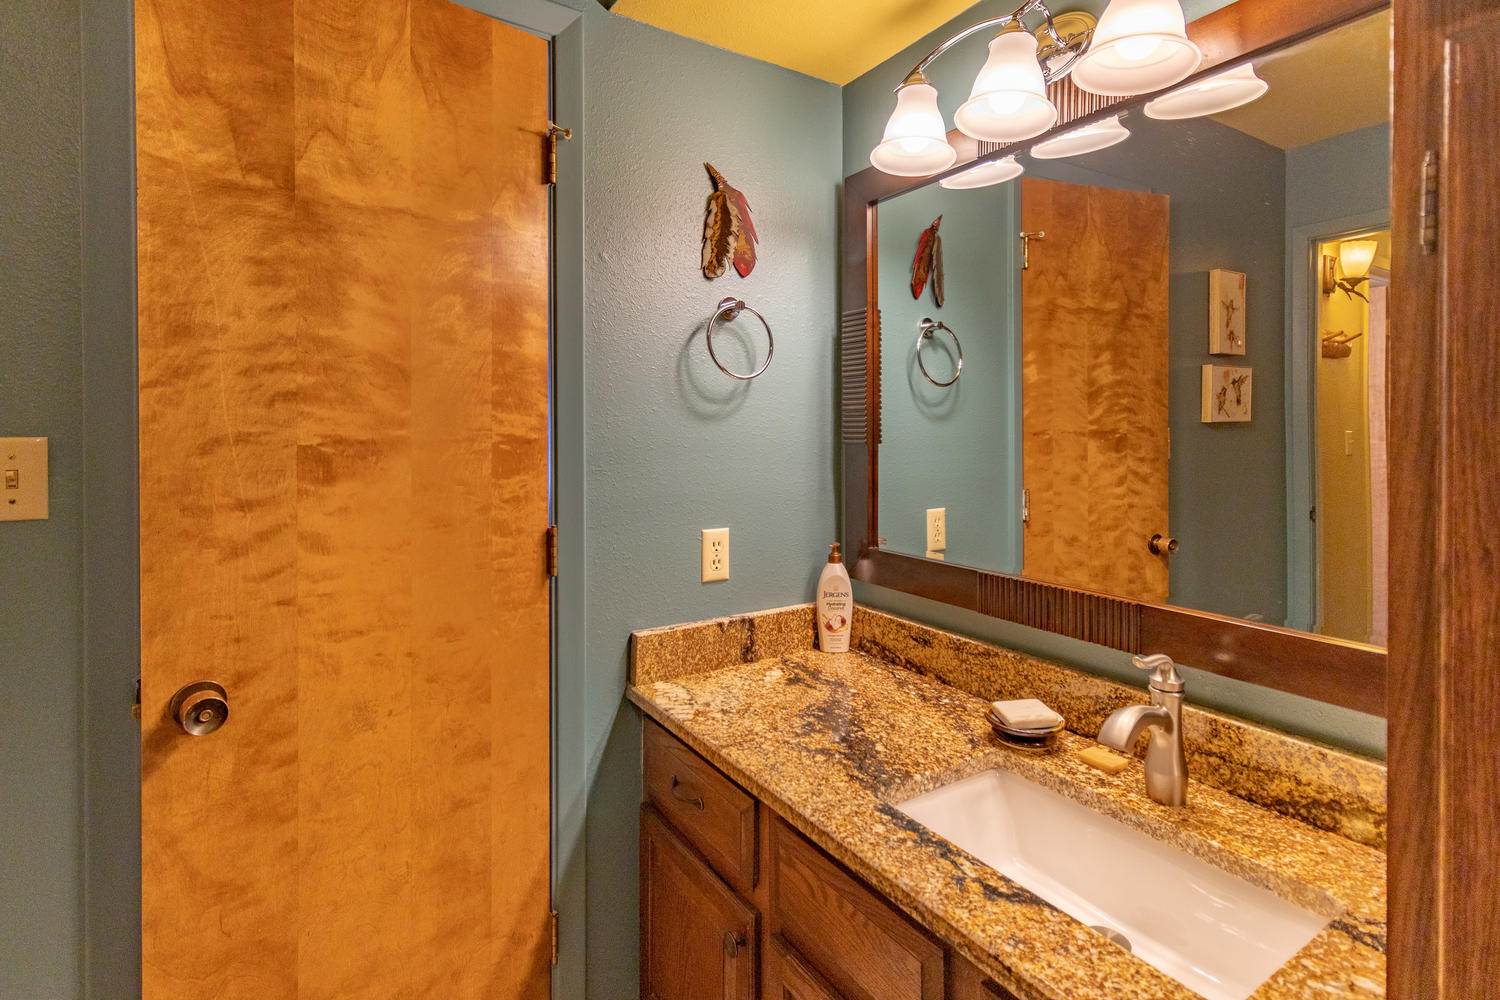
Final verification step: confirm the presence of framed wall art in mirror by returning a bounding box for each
[841,0,1390,716]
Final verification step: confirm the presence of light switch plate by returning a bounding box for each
[1,437,48,522]
[925,507,946,552]
[701,528,729,582]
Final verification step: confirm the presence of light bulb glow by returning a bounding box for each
[1145,62,1269,119]
[1029,114,1132,159]
[871,82,958,176]
[938,155,1025,190]
[1071,0,1201,97]
[1339,239,1379,280]
[954,31,1057,142]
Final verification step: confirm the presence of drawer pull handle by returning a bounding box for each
[723,930,747,958]
[670,775,705,811]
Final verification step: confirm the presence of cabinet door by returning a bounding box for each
[641,805,757,1000]
[765,935,847,1000]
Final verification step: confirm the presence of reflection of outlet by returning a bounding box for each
[925,508,946,552]
[701,528,729,582]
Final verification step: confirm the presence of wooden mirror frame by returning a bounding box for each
[840,0,1389,717]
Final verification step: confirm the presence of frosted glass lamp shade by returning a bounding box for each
[1030,114,1131,159]
[939,155,1025,190]
[871,82,958,176]
[1339,239,1379,279]
[1145,62,1269,119]
[954,31,1057,142]
[1071,0,1201,96]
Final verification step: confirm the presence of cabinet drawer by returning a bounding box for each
[640,805,756,1000]
[765,935,847,1000]
[643,720,757,894]
[769,817,944,1000]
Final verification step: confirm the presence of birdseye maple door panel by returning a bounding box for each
[1020,177,1171,603]
[135,1,551,997]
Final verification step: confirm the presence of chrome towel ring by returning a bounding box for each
[916,318,963,387]
[706,297,774,381]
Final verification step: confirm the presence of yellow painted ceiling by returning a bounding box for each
[1212,11,1391,150]
[609,0,986,85]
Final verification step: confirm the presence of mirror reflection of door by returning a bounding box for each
[1314,232,1391,645]
[135,1,555,995]
[1020,177,1171,603]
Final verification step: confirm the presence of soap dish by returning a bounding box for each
[986,710,1065,753]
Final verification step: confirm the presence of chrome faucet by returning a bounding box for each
[1097,654,1188,807]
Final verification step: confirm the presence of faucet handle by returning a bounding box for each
[1132,653,1185,693]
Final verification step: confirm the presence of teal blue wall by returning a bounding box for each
[580,12,843,998]
[876,183,1019,570]
[0,2,86,996]
[1287,123,1392,231]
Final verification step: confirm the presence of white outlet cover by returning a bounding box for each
[701,528,729,582]
[925,507,946,552]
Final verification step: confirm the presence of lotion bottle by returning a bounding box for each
[816,543,853,653]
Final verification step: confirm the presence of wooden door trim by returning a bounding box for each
[1388,0,1500,993]
[839,0,1390,717]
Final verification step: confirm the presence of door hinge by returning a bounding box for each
[546,122,573,186]
[549,910,559,966]
[1420,148,1440,254]
[546,524,559,578]
[1021,488,1030,525]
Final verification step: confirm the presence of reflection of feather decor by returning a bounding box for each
[911,215,943,304]
[702,163,758,279]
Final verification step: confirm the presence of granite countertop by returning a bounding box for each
[627,643,1386,999]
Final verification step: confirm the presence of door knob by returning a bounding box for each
[1148,533,1180,557]
[169,681,229,736]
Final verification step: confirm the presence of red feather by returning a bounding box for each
[704,163,758,279]
[911,215,942,299]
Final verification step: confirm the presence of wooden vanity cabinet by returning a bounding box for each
[641,720,1023,1000]
[641,804,758,1000]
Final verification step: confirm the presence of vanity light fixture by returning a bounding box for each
[871,0,1200,177]
[1069,0,1202,96]
[954,28,1058,142]
[939,154,1025,190]
[1144,62,1269,119]
[1030,113,1132,158]
[1339,239,1379,281]
[870,77,959,176]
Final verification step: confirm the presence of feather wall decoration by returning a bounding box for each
[911,215,944,306]
[701,163,758,279]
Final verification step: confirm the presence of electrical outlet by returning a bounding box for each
[925,507,946,552]
[701,528,729,582]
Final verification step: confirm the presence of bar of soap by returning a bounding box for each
[1078,746,1130,774]
[990,698,1063,730]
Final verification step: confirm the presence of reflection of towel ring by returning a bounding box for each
[916,318,963,387]
[706,297,774,380]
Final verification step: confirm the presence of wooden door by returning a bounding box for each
[640,807,757,1000]
[764,937,847,1000]
[135,2,552,997]
[1020,177,1171,602]
[1388,0,1500,995]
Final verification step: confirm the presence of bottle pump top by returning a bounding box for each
[828,542,843,563]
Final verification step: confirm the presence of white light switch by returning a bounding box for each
[1,437,48,522]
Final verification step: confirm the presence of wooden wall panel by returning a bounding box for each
[137,1,551,997]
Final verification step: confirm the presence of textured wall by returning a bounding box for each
[581,12,842,998]
[876,182,1020,570]
[0,1,85,996]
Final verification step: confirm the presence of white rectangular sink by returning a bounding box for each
[898,769,1327,1000]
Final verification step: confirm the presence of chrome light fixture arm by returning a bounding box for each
[896,0,1089,91]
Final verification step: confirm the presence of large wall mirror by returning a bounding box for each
[842,0,1390,715]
